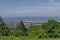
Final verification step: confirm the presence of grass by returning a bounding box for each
[0,36,60,40]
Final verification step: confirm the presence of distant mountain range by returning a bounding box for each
[2,17,60,22]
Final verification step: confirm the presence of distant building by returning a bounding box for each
[5,21,47,28]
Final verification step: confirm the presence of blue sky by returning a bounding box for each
[0,0,60,17]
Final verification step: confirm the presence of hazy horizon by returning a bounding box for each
[0,0,60,17]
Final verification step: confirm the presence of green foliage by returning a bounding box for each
[42,19,60,38]
[11,29,22,37]
[0,16,10,36]
[17,20,28,36]
[28,25,46,39]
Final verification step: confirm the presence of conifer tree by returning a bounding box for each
[0,16,10,36]
[17,20,28,36]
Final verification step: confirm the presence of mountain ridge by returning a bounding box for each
[2,16,60,22]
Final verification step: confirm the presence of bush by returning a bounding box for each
[11,30,22,37]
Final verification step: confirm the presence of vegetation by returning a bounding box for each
[0,16,60,40]
[0,16,10,36]
[17,20,28,36]
[42,19,60,38]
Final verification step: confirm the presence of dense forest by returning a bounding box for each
[0,16,60,40]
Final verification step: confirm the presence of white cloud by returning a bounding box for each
[16,6,60,17]
[49,0,60,6]
[49,0,54,3]
[54,3,60,6]
[50,0,53,2]
[1,0,60,17]
[9,0,60,17]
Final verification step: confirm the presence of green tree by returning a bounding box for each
[42,19,59,38]
[0,16,10,36]
[17,20,28,36]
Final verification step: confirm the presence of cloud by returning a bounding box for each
[16,5,60,16]
[1,0,60,17]
[52,2,60,6]
[49,0,54,3]
[49,0,60,6]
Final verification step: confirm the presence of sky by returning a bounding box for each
[0,0,60,17]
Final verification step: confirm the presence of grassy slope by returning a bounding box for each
[0,36,60,40]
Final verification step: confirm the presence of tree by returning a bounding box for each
[17,20,28,36]
[0,16,10,36]
[42,19,59,37]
